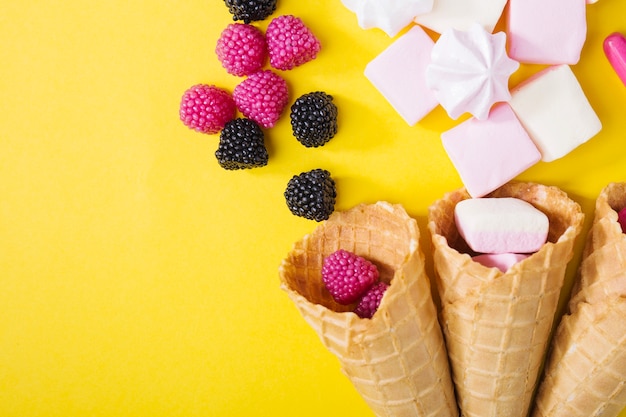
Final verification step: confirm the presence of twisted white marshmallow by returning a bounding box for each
[426,23,519,120]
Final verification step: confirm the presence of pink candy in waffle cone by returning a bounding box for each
[427,182,584,417]
[532,182,626,417]
[279,202,459,417]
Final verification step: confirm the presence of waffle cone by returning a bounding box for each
[279,202,458,417]
[532,182,626,417]
[427,182,584,417]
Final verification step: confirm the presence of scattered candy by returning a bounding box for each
[216,23,268,76]
[183,8,323,143]
[618,207,626,233]
[472,253,530,272]
[354,281,388,319]
[441,104,541,198]
[364,25,438,125]
[266,15,321,71]
[509,64,602,162]
[233,70,289,128]
[427,24,519,120]
[322,249,379,305]
[414,0,508,35]
[284,169,336,221]
[603,32,626,87]
[340,0,433,37]
[507,0,587,65]
[454,197,549,254]
[179,84,236,135]
[183,7,332,213]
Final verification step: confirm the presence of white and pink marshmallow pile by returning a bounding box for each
[454,197,549,271]
[343,0,603,198]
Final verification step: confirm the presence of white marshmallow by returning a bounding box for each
[341,0,433,37]
[509,65,602,162]
[414,0,508,34]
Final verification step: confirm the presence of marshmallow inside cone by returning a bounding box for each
[428,181,585,417]
[454,197,549,254]
[472,253,531,272]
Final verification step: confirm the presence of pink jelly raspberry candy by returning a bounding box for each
[216,23,268,77]
[233,70,289,128]
[266,15,321,70]
[618,207,626,233]
[179,84,236,134]
[354,282,389,319]
[322,249,379,305]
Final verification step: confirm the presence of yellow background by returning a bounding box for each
[1,1,625,416]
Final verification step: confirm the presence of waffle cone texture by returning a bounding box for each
[427,182,584,417]
[279,202,459,417]
[532,182,626,417]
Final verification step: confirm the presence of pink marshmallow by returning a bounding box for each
[364,25,438,125]
[441,103,541,198]
[454,197,549,254]
[472,253,531,272]
[618,207,626,234]
[507,0,587,65]
[604,32,626,87]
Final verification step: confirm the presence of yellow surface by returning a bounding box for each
[1,1,625,416]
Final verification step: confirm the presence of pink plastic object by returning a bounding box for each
[604,32,626,87]
[618,207,626,233]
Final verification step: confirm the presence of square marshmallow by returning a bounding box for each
[364,25,438,125]
[509,65,602,162]
[441,103,541,198]
[507,0,587,64]
[414,0,508,34]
